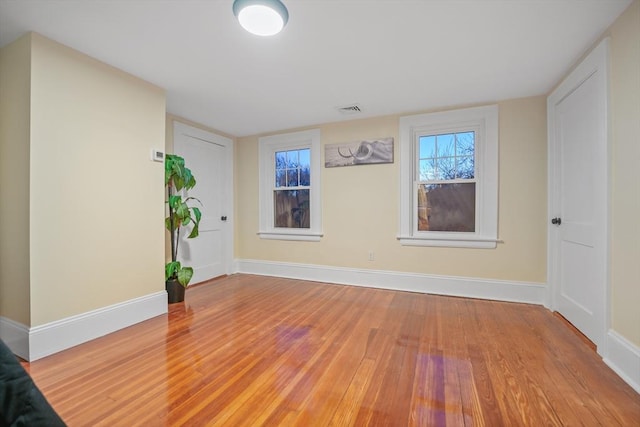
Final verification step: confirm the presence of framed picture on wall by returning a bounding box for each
[325,137,394,168]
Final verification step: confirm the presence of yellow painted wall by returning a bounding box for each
[28,34,166,326]
[609,0,640,347]
[236,96,547,283]
[0,34,32,325]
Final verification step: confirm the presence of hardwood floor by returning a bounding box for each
[22,274,639,426]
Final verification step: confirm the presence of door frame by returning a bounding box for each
[172,121,234,277]
[546,38,610,354]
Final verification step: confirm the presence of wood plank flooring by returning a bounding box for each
[22,274,640,426]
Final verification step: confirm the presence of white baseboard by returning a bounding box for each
[235,259,546,305]
[0,291,168,362]
[603,330,640,394]
[0,316,30,360]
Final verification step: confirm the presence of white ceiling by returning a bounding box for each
[0,0,632,137]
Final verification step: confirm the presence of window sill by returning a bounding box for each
[258,231,323,242]
[397,235,501,249]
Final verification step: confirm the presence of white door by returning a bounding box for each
[173,122,233,285]
[547,39,609,352]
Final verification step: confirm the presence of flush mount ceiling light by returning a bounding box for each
[233,0,289,36]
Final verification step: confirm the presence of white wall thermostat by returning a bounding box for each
[151,149,165,162]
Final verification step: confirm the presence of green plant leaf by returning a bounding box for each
[176,202,189,219]
[165,215,182,232]
[165,159,172,185]
[177,267,193,287]
[193,207,202,223]
[188,224,199,238]
[169,155,187,191]
[183,168,193,189]
[168,195,182,209]
[186,174,196,190]
[165,261,181,281]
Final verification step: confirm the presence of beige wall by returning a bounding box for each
[23,33,166,326]
[609,0,640,346]
[0,34,32,325]
[236,96,547,283]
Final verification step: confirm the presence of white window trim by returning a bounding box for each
[258,128,323,241]
[398,105,499,248]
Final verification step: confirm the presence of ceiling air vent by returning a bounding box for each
[336,104,363,115]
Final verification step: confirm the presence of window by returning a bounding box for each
[399,105,498,248]
[258,129,322,241]
[418,131,476,232]
[274,148,310,228]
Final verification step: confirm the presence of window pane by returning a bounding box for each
[437,157,455,180]
[456,132,475,156]
[275,152,287,170]
[419,136,436,158]
[298,149,310,169]
[274,189,310,228]
[275,151,287,187]
[436,134,455,157]
[275,169,286,187]
[419,159,436,181]
[286,150,298,168]
[300,166,310,186]
[456,155,474,179]
[417,183,475,232]
[286,169,299,187]
[299,149,310,186]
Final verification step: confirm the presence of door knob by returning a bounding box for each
[551,217,561,225]
[221,216,227,221]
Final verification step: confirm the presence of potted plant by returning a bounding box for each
[165,154,202,303]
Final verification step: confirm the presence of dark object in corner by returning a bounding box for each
[0,339,66,426]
